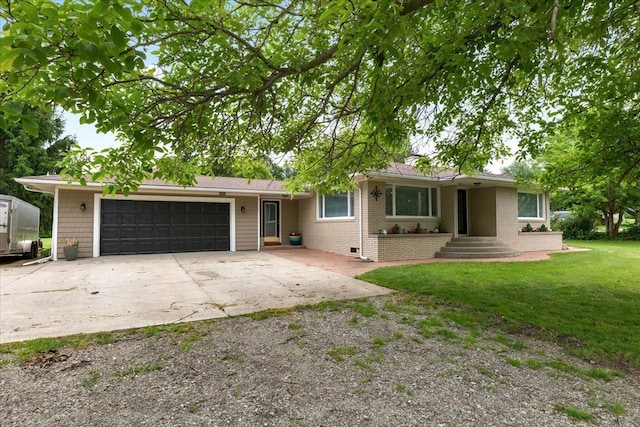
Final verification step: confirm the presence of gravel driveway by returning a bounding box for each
[1,294,638,426]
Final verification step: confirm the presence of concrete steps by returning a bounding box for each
[435,237,519,259]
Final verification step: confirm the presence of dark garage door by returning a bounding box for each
[100,199,230,255]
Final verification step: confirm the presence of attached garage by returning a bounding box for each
[100,199,231,255]
[15,174,308,260]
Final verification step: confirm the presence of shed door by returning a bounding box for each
[0,201,9,253]
[100,200,230,255]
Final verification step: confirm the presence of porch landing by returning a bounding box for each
[436,237,519,259]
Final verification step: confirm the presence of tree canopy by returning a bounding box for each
[1,0,638,193]
[0,106,76,231]
[541,105,640,237]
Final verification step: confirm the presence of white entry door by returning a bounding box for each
[262,201,280,239]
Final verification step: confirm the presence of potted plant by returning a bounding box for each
[288,232,302,245]
[63,238,79,261]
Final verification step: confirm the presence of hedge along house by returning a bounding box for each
[17,161,562,262]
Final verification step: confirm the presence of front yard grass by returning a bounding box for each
[359,240,640,370]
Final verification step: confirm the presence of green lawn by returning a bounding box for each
[359,241,640,369]
[41,237,51,250]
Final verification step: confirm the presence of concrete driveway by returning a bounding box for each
[0,251,391,344]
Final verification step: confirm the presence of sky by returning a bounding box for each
[62,111,118,151]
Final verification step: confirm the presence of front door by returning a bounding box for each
[262,201,280,239]
[457,189,468,235]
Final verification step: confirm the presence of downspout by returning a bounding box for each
[257,196,261,251]
[52,187,59,261]
[358,187,370,261]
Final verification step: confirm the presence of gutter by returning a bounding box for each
[15,178,311,198]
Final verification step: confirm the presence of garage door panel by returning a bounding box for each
[137,239,156,253]
[137,213,154,225]
[171,239,188,252]
[137,225,154,239]
[172,225,187,238]
[100,200,230,255]
[155,226,171,239]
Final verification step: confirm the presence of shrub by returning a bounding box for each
[619,225,640,240]
[554,211,599,240]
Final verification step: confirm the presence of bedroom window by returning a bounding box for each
[385,184,438,217]
[518,192,545,219]
[318,191,354,219]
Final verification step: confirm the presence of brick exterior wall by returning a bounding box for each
[495,186,519,242]
[512,232,564,252]
[468,187,497,236]
[297,181,451,262]
[281,198,299,242]
[297,194,360,257]
[364,180,440,233]
[496,188,561,252]
[57,189,95,259]
[440,186,456,235]
[372,234,452,261]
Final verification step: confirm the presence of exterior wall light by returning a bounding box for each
[370,185,382,201]
[80,202,87,211]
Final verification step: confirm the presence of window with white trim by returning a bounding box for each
[318,191,354,219]
[385,184,438,217]
[518,192,545,219]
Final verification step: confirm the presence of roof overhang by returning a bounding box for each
[15,177,312,199]
[358,171,520,188]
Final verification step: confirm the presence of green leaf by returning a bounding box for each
[19,2,39,21]
[110,26,127,49]
[0,49,21,71]
[21,115,39,137]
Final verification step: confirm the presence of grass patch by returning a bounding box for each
[554,404,594,421]
[604,401,626,416]
[526,359,544,370]
[82,370,100,387]
[0,334,108,364]
[350,300,378,317]
[327,346,361,362]
[40,237,51,250]
[506,357,523,369]
[360,241,640,369]
[288,322,302,330]
[245,307,292,320]
[475,365,495,377]
[354,353,384,371]
[116,363,163,378]
[585,367,622,381]
[220,354,244,364]
[394,382,414,395]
